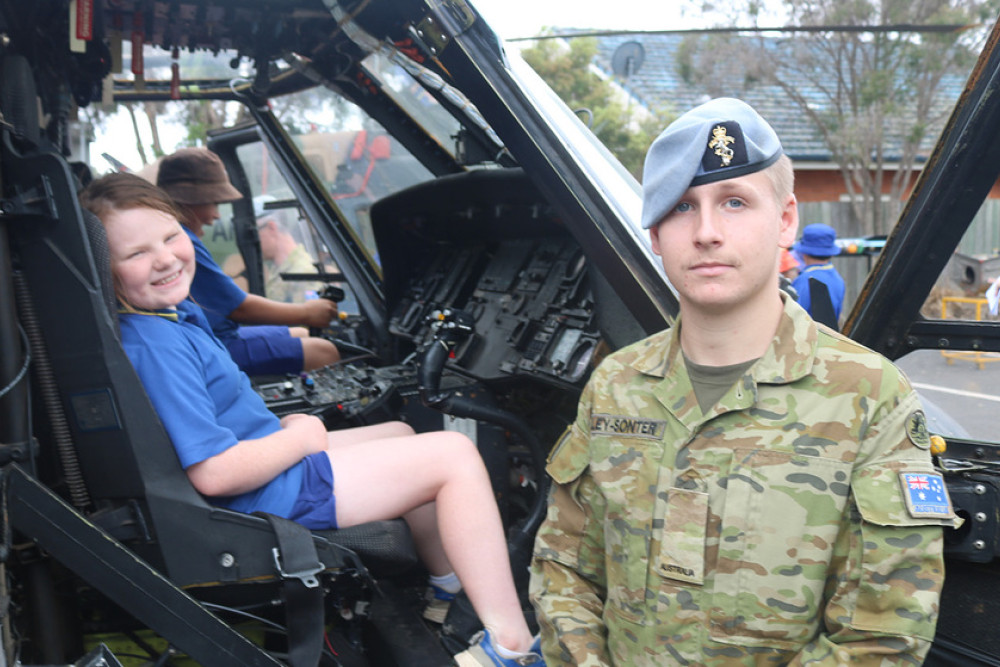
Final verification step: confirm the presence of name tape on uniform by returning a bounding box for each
[591,414,666,440]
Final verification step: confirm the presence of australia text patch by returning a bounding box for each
[591,414,666,439]
[899,471,953,519]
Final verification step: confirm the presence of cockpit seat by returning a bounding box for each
[2,90,418,595]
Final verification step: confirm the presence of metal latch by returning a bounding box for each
[272,547,324,588]
[940,458,994,472]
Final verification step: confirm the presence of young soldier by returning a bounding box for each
[530,98,958,665]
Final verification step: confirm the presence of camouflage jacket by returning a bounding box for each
[264,244,322,304]
[530,296,958,666]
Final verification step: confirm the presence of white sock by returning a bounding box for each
[429,571,461,594]
[493,641,529,659]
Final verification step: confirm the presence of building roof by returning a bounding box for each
[585,32,968,163]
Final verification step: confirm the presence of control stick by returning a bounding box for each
[417,308,475,406]
[308,284,345,339]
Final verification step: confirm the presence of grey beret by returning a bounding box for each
[641,97,783,229]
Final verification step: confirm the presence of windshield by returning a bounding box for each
[891,195,1000,446]
[363,50,464,157]
[505,49,669,287]
[508,51,643,227]
[223,84,439,313]
[269,85,436,261]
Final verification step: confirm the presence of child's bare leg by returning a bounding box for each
[326,421,415,446]
[402,501,453,575]
[325,430,533,652]
[329,422,456,573]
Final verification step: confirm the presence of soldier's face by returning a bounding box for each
[649,170,798,316]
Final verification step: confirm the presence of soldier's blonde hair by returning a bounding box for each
[763,154,795,204]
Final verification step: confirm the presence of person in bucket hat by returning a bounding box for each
[530,97,955,666]
[156,147,243,233]
[792,222,846,325]
[157,148,339,375]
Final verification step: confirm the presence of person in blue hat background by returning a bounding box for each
[530,97,955,665]
[791,222,846,326]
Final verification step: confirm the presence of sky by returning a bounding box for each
[469,0,708,40]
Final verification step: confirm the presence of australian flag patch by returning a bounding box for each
[899,472,953,519]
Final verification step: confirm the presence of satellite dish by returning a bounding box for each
[611,41,645,79]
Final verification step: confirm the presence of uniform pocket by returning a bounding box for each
[710,448,852,648]
[657,487,708,586]
[591,434,664,622]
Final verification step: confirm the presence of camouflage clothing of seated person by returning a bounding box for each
[259,217,324,304]
[529,98,959,666]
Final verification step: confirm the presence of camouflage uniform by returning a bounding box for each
[530,296,958,666]
[264,244,322,304]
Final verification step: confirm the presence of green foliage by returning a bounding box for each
[521,37,674,178]
[176,100,245,147]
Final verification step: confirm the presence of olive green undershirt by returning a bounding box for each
[683,353,759,413]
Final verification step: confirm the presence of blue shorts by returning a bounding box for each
[225,325,304,376]
[287,452,337,530]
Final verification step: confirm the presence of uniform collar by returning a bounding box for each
[631,293,819,428]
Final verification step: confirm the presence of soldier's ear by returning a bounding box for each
[778,194,798,249]
[649,224,664,256]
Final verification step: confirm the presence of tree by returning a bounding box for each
[677,0,1000,236]
[176,100,251,147]
[521,36,673,177]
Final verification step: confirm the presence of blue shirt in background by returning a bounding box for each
[792,262,846,321]
[184,227,245,344]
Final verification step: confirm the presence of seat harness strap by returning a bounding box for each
[256,512,325,667]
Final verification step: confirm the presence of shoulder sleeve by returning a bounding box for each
[121,318,240,468]
[536,379,599,563]
[531,380,611,666]
[813,389,950,662]
[853,400,958,528]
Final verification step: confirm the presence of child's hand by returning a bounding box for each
[300,298,338,328]
[280,413,328,455]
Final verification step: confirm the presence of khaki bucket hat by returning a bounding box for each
[156,147,242,205]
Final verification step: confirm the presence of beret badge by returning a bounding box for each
[708,125,736,167]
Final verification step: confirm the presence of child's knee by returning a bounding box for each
[440,432,483,468]
[301,337,339,369]
[386,420,415,437]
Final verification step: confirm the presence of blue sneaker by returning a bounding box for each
[422,584,457,624]
[453,629,544,666]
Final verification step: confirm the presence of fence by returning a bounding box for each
[797,200,1000,322]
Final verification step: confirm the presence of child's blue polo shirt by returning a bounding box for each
[118,299,302,517]
[184,227,245,344]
